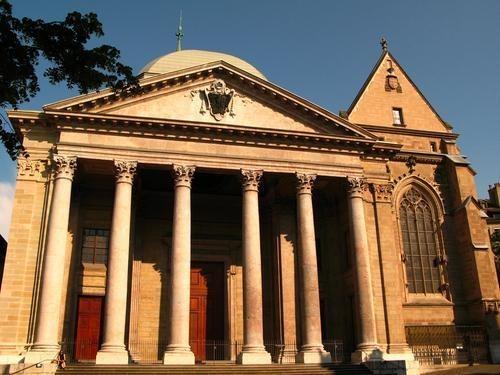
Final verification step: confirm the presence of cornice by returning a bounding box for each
[357,123,459,140]
[11,110,402,158]
[392,151,444,164]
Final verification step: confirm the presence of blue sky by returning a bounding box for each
[1,0,499,237]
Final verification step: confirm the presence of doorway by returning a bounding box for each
[190,262,225,362]
[74,296,103,361]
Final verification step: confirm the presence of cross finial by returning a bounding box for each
[380,37,388,52]
[176,10,183,51]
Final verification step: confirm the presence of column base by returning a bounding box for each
[352,346,420,375]
[364,358,420,375]
[95,348,130,364]
[237,348,272,364]
[24,349,59,364]
[9,362,58,375]
[163,348,195,365]
[489,339,500,363]
[0,355,24,365]
[278,347,298,364]
[296,349,331,364]
[351,345,383,363]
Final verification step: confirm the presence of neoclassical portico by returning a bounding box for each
[24,145,385,366]
[13,48,402,366]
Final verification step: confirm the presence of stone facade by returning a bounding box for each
[0,47,498,375]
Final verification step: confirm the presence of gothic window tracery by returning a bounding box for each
[399,187,444,294]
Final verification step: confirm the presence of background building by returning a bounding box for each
[0,44,498,374]
[480,183,500,284]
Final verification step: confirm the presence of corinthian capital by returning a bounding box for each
[296,173,317,194]
[52,155,77,180]
[347,177,367,197]
[240,169,263,192]
[172,165,196,188]
[114,160,137,184]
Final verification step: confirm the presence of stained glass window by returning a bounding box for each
[399,188,441,293]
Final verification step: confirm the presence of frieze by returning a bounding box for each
[114,160,137,184]
[240,169,263,192]
[296,173,317,194]
[370,183,394,202]
[172,165,196,188]
[392,153,442,165]
[17,156,42,179]
[52,155,77,180]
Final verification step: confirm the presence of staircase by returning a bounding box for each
[57,363,374,375]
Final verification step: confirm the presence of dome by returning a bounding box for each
[140,49,267,80]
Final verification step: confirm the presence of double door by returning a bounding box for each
[190,262,225,362]
[74,296,103,361]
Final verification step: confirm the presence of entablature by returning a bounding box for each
[9,110,402,159]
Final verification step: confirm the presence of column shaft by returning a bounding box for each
[295,173,331,364]
[163,165,195,365]
[347,178,378,360]
[96,160,136,364]
[237,170,271,364]
[28,156,77,361]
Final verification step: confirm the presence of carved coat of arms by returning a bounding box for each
[200,79,235,121]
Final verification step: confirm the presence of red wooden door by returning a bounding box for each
[74,296,103,361]
[190,262,224,362]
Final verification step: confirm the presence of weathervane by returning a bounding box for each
[380,37,388,52]
[176,11,183,51]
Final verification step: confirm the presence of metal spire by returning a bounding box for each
[176,10,183,51]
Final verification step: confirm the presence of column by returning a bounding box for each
[295,173,331,364]
[237,169,271,364]
[347,177,378,363]
[26,155,77,363]
[163,165,196,364]
[96,160,137,364]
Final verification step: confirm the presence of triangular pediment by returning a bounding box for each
[348,51,451,132]
[44,62,377,140]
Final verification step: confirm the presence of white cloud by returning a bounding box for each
[0,182,15,240]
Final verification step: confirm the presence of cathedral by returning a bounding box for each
[0,40,498,375]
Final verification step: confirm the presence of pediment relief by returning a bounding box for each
[45,64,375,140]
[85,78,351,137]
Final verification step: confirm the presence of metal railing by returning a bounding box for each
[405,325,489,366]
[60,339,343,364]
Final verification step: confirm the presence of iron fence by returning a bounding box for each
[60,339,343,364]
[405,325,489,366]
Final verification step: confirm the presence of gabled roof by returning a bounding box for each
[347,50,452,130]
[43,60,378,141]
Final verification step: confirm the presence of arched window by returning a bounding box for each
[399,187,442,294]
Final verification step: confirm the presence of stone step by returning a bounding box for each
[57,364,374,375]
